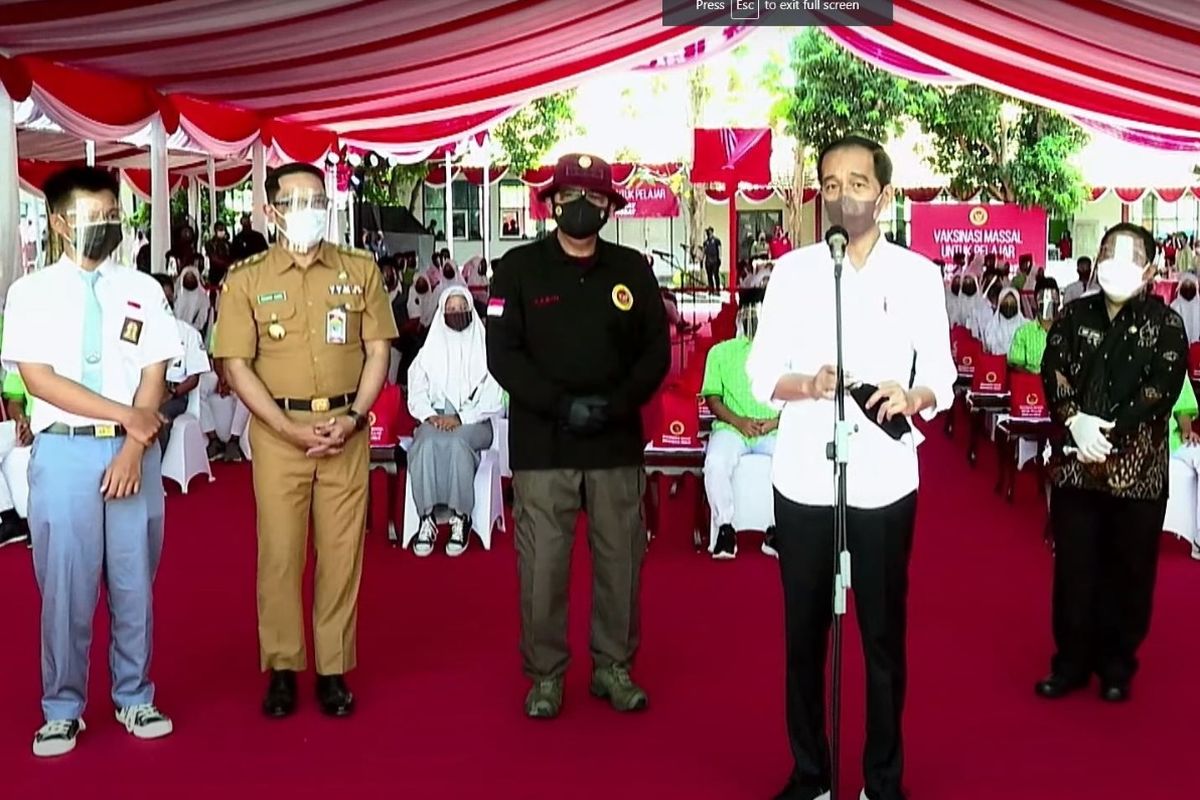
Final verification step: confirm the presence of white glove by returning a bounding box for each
[1067,413,1115,462]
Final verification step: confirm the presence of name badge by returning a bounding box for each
[94,424,117,438]
[120,318,143,344]
[327,307,347,345]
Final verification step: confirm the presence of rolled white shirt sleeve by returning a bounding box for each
[183,325,210,377]
[406,361,436,423]
[1,279,42,371]
[910,265,957,421]
[138,282,184,370]
[746,266,794,410]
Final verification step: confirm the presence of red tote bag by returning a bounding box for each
[1009,371,1049,419]
[1188,342,1200,382]
[645,384,702,449]
[950,326,981,378]
[970,352,1009,394]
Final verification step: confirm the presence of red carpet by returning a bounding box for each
[1,428,1197,799]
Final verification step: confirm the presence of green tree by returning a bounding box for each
[762,29,914,239]
[492,90,578,174]
[911,85,1089,218]
[683,64,712,268]
[362,160,432,211]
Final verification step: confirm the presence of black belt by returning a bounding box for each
[43,422,126,438]
[274,392,356,413]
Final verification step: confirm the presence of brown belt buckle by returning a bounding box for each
[311,397,331,413]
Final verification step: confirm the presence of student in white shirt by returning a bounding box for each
[1,167,183,758]
[747,136,955,800]
[1061,256,1096,305]
[152,274,211,452]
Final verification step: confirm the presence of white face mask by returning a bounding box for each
[280,208,327,252]
[1096,258,1146,303]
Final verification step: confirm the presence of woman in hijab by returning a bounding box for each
[407,275,437,330]
[1170,273,1200,344]
[968,278,1002,341]
[406,286,504,557]
[983,287,1026,355]
[950,273,979,328]
[174,264,210,334]
[945,272,963,326]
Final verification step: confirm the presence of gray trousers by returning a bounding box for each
[513,467,646,679]
[409,421,493,517]
[29,433,165,721]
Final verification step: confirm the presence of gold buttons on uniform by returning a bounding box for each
[338,270,349,281]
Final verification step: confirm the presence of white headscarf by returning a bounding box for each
[408,277,436,329]
[174,265,210,332]
[464,255,489,296]
[406,286,502,423]
[983,287,1026,355]
[1171,273,1200,344]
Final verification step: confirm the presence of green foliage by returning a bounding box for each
[910,85,1089,217]
[492,90,578,173]
[362,161,431,210]
[765,29,914,155]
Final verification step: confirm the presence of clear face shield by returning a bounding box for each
[737,305,759,340]
[271,188,330,253]
[57,198,124,264]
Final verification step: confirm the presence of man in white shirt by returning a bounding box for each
[152,275,211,452]
[1061,256,1095,305]
[1,167,182,758]
[747,137,956,800]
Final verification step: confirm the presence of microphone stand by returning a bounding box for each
[825,245,855,800]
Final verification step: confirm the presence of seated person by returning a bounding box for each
[406,287,504,558]
[950,273,979,328]
[1169,273,1200,344]
[1165,377,1200,561]
[153,275,209,453]
[0,367,33,548]
[702,288,779,560]
[1061,256,1095,305]
[198,368,250,462]
[1008,280,1060,373]
[982,287,1026,356]
[968,279,1002,341]
[173,264,210,337]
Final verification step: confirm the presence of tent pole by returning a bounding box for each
[85,140,96,167]
[0,84,20,297]
[325,159,340,245]
[482,158,491,265]
[445,150,454,262]
[206,156,218,235]
[150,117,170,275]
[727,185,737,296]
[251,141,268,237]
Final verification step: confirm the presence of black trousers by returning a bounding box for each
[1049,486,1165,684]
[705,262,721,291]
[775,490,917,800]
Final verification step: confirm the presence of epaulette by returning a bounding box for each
[337,245,376,260]
[229,250,268,273]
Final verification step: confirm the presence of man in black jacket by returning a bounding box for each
[486,153,670,720]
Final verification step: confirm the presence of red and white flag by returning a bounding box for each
[690,127,772,184]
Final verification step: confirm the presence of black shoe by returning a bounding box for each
[224,437,245,463]
[1034,673,1088,699]
[761,526,779,559]
[0,517,30,549]
[712,524,737,560]
[1100,681,1131,703]
[772,779,830,800]
[262,670,297,718]
[316,674,355,717]
[206,437,225,461]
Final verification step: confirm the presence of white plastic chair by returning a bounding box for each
[707,453,775,551]
[161,414,214,493]
[1165,460,1196,542]
[494,416,511,479]
[1,445,31,518]
[400,417,505,550]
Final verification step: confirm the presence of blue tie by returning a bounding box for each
[80,271,103,393]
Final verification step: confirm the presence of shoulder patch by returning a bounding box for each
[229,251,269,273]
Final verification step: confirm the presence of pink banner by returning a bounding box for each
[909,203,1047,263]
[530,179,680,220]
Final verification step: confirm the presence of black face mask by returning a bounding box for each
[445,310,472,332]
[478,265,487,276]
[1182,286,1197,301]
[182,275,199,291]
[73,221,123,262]
[1000,303,1018,319]
[442,267,455,280]
[555,197,608,239]
[962,285,978,297]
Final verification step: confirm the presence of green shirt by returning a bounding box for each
[701,337,779,443]
[0,313,31,413]
[1169,377,1198,453]
[1008,321,1049,373]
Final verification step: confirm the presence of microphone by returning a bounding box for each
[825,225,849,266]
[652,249,672,259]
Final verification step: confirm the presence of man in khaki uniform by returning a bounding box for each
[215,163,396,718]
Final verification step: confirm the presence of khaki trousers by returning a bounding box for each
[249,413,368,675]
[513,467,647,679]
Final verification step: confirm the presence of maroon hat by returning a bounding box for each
[536,153,627,210]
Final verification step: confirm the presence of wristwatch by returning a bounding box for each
[346,409,368,432]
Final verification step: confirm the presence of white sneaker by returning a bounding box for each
[1191,542,1200,561]
[115,704,173,740]
[413,517,437,557]
[32,719,85,757]
[446,515,469,557]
